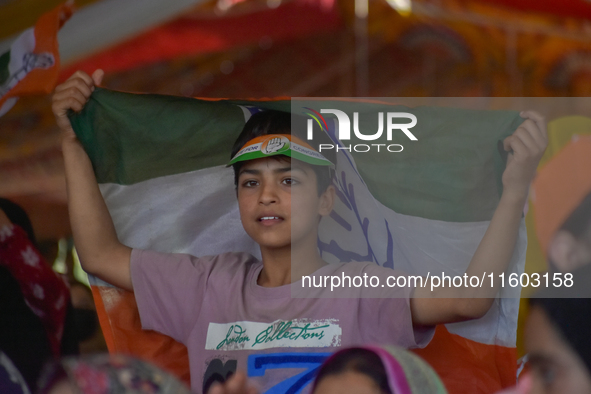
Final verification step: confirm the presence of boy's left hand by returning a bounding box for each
[502,111,547,201]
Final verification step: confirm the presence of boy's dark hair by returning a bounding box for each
[230,110,335,195]
[312,348,392,394]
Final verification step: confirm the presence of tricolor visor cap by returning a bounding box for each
[229,134,334,167]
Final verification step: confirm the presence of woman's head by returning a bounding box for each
[313,348,392,394]
[312,346,447,394]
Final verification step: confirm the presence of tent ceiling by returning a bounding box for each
[0,0,209,62]
[1,0,590,240]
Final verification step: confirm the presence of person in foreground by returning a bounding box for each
[52,69,546,393]
[209,345,447,394]
[38,354,191,394]
[515,264,591,394]
[0,200,78,393]
[546,191,591,273]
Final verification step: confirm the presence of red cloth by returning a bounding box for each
[0,224,69,356]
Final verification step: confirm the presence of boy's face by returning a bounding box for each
[524,306,591,394]
[236,156,333,250]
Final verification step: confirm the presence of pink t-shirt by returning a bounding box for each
[130,249,433,394]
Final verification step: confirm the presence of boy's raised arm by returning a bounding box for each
[411,111,547,326]
[53,70,133,291]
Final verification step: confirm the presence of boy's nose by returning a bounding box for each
[259,183,278,205]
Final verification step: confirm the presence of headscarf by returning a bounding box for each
[39,354,192,394]
[312,345,448,394]
[0,223,70,357]
[1,200,76,393]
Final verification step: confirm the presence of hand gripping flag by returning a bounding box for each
[0,2,72,117]
[70,89,527,394]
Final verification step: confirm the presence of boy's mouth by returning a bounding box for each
[258,216,284,225]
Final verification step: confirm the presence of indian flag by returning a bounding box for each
[70,89,526,393]
[0,2,72,117]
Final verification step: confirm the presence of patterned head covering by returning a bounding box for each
[313,345,448,394]
[0,223,70,357]
[368,346,447,394]
[39,354,191,394]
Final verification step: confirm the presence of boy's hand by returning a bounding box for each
[501,111,547,202]
[51,69,104,142]
[207,372,259,394]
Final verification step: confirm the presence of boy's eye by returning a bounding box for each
[242,180,259,187]
[282,178,297,185]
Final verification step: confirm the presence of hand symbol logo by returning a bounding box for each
[262,136,288,154]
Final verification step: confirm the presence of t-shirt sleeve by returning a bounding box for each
[130,248,217,343]
[357,265,435,349]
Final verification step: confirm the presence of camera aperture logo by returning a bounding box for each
[303,107,417,153]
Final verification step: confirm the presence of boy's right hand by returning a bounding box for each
[208,372,259,394]
[51,69,104,142]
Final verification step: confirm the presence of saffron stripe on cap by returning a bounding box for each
[229,134,333,166]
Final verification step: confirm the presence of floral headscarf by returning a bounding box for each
[313,345,448,394]
[39,354,191,394]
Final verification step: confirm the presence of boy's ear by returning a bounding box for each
[318,185,335,217]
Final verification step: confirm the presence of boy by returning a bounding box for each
[52,70,547,393]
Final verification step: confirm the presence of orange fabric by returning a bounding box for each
[92,283,516,393]
[0,2,72,109]
[90,285,191,386]
[413,325,517,394]
[531,137,591,254]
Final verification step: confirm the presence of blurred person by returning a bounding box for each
[522,264,591,394]
[0,350,30,394]
[311,346,447,394]
[0,198,78,392]
[68,280,108,354]
[546,191,591,273]
[38,354,192,394]
[37,236,107,354]
[500,160,591,394]
[207,345,447,394]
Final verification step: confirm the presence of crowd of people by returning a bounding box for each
[0,68,589,394]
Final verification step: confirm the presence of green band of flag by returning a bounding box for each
[70,89,522,222]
